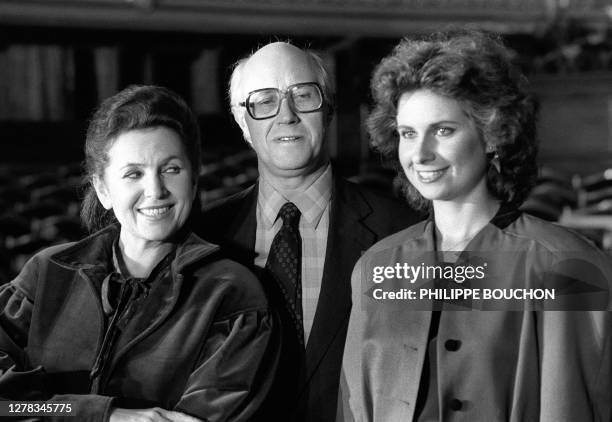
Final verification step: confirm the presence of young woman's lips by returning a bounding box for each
[138,205,174,218]
[414,168,448,183]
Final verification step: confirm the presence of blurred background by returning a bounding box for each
[1,0,612,281]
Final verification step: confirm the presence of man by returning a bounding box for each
[199,42,420,421]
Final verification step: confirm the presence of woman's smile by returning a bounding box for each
[414,167,449,183]
[138,204,174,218]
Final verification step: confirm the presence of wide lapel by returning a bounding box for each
[223,184,258,263]
[303,178,376,385]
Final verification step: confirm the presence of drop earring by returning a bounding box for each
[491,151,501,173]
[487,146,501,173]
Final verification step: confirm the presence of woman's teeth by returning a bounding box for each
[140,206,171,217]
[416,169,446,183]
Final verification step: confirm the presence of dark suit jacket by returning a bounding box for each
[198,175,421,422]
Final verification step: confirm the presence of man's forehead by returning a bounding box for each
[241,43,317,92]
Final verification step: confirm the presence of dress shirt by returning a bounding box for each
[255,164,332,344]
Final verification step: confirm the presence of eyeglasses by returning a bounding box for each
[239,82,324,120]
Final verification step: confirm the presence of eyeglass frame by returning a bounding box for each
[238,82,325,120]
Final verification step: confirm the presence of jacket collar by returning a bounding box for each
[490,203,521,229]
[303,177,377,386]
[49,223,220,389]
[50,224,220,273]
[425,202,521,227]
[223,184,259,262]
[421,203,522,251]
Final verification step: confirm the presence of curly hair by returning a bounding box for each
[81,85,202,233]
[367,30,538,212]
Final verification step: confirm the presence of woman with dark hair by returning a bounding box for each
[0,85,276,421]
[340,32,612,421]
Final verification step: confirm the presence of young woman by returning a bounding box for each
[0,85,277,421]
[340,32,612,421]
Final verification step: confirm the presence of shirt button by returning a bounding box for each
[449,398,463,411]
[445,339,461,351]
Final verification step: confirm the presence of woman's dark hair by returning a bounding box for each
[367,30,538,212]
[81,85,202,233]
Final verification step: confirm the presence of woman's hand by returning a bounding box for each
[110,407,203,422]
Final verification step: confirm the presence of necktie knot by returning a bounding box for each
[278,202,301,228]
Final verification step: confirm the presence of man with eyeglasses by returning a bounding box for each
[198,42,420,421]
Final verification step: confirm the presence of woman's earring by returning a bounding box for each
[491,151,501,173]
[486,146,501,173]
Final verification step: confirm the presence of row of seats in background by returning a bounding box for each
[0,150,259,283]
[518,167,612,252]
[1,160,611,282]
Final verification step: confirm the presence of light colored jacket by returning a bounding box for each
[339,208,612,422]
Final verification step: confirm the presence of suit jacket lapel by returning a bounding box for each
[226,184,258,263]
[304,178,376,385]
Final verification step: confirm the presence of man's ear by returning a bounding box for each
[232,106,252,144]
[92,175,112,210]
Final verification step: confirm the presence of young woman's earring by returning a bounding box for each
[487,146,501,173]
[491,152,501,173]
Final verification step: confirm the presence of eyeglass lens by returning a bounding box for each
[247,84,322,119]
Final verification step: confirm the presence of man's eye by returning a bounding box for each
[436,127,455,136]
[254,96,276,105]
[294,91,312,99]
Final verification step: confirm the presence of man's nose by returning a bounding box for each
[144,174,168,198]
[275,96,299,124]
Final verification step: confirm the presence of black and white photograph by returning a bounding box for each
[0,1,611,421]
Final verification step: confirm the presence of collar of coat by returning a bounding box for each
[423,202,522,231]
[49,223,220,273]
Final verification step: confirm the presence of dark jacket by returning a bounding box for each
[199,175,421,422]
[0,224,277,422]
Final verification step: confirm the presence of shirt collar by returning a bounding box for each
[110,233,177,282]
[112,235,131,278]
[258,163,333,229]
